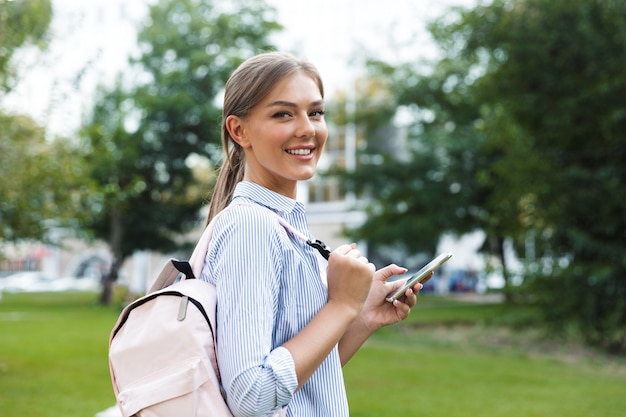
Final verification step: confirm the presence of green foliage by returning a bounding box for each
[82,81,178,259]
[343,58,508,267]
[456,0,626,353]
[345,0,626,352]
[0,0,70,245]
[0,113,89,243]
[132,0,281,166]
[456,0,626,259]
[79,0,282,300]
[0,0,52,92]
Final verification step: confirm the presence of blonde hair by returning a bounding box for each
[206,51,324,225]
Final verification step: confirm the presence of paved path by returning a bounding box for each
[95,405,121,417]
[451,292,505,303]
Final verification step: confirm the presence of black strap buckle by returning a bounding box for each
[307,239,331,260]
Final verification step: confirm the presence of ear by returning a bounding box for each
[225,115,251,148]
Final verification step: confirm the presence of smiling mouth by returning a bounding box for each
[286,149,312,156]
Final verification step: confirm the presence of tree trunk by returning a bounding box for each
[98,257,123,304]
[98,202,124,305]
[494,235,513,302]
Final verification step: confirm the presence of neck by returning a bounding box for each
[242,176,298,200]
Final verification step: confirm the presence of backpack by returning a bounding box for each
[108,203,330,417]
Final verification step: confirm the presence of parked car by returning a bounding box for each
[0,271,100,293]
[447,269,479,293]
[0,271,55,293]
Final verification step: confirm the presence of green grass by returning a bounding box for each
[0,292,121,417]
[404,295,513,324]
[345,328,626,417]
[345,295,626,417]
[1,292,625,417]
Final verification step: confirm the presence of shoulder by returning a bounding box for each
[216,203,283,234]
[209,203,289,251]
[205,203,287,280]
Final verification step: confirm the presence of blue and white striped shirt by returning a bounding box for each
[201,181,348,417]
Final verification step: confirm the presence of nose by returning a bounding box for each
[295,114,315,138]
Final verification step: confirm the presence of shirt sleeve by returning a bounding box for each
[207,206,298,417]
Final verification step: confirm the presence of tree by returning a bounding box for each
[346,0,626,352]
[434,0,626,352]
[0,0,87,246]
[0,0,52,93]
[0,113,88,243]
[340,55,503,271]
[80,0,282,303]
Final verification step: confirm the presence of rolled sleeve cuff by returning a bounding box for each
[266,346,298,407]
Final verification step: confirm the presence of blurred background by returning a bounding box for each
[1,1,625,415]
[2,0,625,350]
[3,0,495,297]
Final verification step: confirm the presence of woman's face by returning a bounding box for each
[227,71,328,198]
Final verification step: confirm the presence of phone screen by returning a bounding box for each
[385,252,452,302]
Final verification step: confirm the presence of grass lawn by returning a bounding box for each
[1,291,625,417]
[0,292,120,417]
[345,329,626,417]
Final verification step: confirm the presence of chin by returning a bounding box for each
[298,170,317,181]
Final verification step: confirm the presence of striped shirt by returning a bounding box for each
[201,181,348,417]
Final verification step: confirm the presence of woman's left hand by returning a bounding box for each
[337,264,429,366]
[358,264,426,332]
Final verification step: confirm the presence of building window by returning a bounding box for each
[308,176,347,203]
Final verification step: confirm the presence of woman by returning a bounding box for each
[201,51,423,417]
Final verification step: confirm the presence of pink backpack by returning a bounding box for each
[108,204,330,417]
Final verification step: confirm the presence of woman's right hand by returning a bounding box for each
[325,244,375,316]
[283,243,375,390]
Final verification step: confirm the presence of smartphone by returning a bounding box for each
[385,252,453,302]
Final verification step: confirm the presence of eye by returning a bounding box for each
[310,109,325,117]
[272,111,292,119]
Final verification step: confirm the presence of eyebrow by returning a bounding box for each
[266,99,324,108]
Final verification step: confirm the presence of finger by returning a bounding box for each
[392,299,411,317]
[421,271,434,284]
[334,244,355,254]
[412,282,424,294]
[388,277,409,292]
[375,264,408,282]
[404,289,418,308]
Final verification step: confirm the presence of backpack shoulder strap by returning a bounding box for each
[188,202,330,277]
[150,202,331,292]
[225,202,331,259]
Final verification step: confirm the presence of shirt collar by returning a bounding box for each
[232,181,306,218]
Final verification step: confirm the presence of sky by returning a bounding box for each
[1,0,476,138]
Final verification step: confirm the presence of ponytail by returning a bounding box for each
[205,141,245,225]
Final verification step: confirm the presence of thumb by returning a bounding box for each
[375,264,408,283]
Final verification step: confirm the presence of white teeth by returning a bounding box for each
[286,149,312,155]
